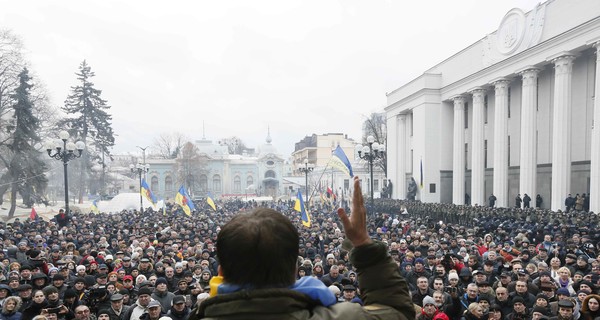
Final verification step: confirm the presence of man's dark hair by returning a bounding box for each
[217,208,299,288]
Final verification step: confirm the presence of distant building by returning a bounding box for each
[291,133,386,202]
[386,0,600,210]
[144,132,285,200]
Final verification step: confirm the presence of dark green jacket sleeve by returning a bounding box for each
[351,241,416,320]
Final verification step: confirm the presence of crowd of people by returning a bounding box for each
[0,181,597,320]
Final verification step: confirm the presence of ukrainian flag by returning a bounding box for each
[329,145,353,177]
[207,192,217,211]
[141,179,157,205]
[294,190,311,227]
[90,199,99,214]
[175,186,194,216]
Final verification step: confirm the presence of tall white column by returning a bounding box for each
[590,44,600,213]
[493,79,511,207]
[519,68,540,201]
[470,88,486,206]
[397,115,407,200]
[453,96,466,205]
[386,114,398,199]
[551,55,576,211]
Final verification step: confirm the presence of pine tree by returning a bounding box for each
[0,68,48,217]
[60,60,115,202]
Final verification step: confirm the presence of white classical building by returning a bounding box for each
[386,0,600,211]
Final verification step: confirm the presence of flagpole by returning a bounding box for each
[310,162,330,206]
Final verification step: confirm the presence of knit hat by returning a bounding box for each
[155,277,168,286]
[415,258,425,265]
[327,285,340,295]
[64,288,78,299]
[448,273,459,280]
[138,287,153,296]
[423,295,435,306]
[326,253,335,260]
[536,294,549,303]
[512,296,524,305]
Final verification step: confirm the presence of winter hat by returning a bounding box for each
[448,273,459,280]
[326,253,335,260]
[423,295,436,306]
[557,288,571,296]
[137,287,153,296]
[512,296,525,305]
[64,288,78,299]
[155,277,168,286]
[415,258,425,265]
[328,285,340,295]
[76,265,86,272]
[172,295,186,305]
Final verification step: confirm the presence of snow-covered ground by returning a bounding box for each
[0,192,165,223]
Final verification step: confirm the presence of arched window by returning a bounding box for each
[165,176,173,192]
[265,170,276,178]
[246,176,254,188]
[213,175,222,191]
[151,176,159,192]
[200,175,208,192]
[234,176,241,193]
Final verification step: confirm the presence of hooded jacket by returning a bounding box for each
[188,241,415,320]
[0,296,22,320]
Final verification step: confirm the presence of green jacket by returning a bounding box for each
[188,241,415,320]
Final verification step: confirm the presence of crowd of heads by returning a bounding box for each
[0,195,597,319]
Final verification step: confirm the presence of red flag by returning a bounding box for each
[30,207,37,220]
[327,187,336,199]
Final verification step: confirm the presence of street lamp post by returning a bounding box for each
[130,162,150,213]
[298,159,314,207]
[45,130,85,216]
[356,135,386,214]
[136,146,149,178]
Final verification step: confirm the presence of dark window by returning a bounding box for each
[465,143,468,169]
[484,95,488,124]
[508,136,511,165]
[213,175,221,191]
[484,140,488,168]
[430,184,436,193]
[464,102,469,129]
[508,87,511,118]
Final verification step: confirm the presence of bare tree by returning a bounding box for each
[175,142,209,195]
[362,112,387,176]
[0,30,26,157]
[153,132,187,159]
[218,136,250,155]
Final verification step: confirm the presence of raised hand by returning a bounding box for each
[337,176,372,247]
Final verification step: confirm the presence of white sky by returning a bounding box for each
[0,0,542,158]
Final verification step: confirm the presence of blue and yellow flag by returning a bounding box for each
[175,186,194,216]
[329,145,353,177]
[294,190,311,227]
[141,179,157,205]
[90,199,99,214]
[207,192,217,211]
